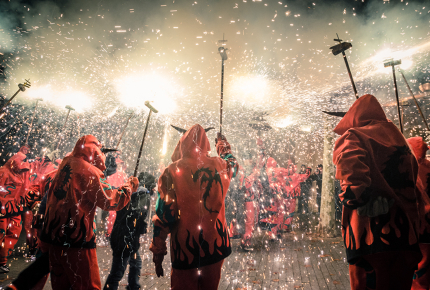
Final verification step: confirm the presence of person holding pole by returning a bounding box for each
[150,125,238,290]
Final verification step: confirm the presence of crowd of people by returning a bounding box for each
[0,94,430,290]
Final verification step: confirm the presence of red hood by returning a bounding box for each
[171,124,211,162]
[407,137,429,162]
[4,152,30,174]
[71,135,106,171]
[334,94,387,135]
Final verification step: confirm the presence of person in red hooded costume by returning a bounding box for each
[23,153,58,256]
[0,146,32,273]
[40,135,138,290]
[332,94,421,290]
[149,125,238,290]
[407,136,430,290]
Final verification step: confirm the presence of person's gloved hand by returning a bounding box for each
[215,132,226,145]
[357,195,395,217]
[153,253,164,277]
[128,177,139,193]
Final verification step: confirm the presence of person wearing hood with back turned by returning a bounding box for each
[150,124,239,290]
[40,135,138,290]
[407,136,430,290]
[332,94,421,290]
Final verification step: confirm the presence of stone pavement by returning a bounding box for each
[0,230,351,290]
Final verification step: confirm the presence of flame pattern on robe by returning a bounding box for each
[150,124,238,269]
[333,94,421,262]
[41,135,133,249]
[0,147,31,218]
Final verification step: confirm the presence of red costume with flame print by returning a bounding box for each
[0,146,31,266]
[41,135,137,290]
[150,125,238,290]
[407,137,430,290]
[333,94,421,290]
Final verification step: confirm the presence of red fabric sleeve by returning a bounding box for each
[81,171,133,212]
[334,132,372,205]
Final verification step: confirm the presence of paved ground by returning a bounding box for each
[0,226,351,290]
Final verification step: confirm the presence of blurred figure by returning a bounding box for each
[407,137,430,290]
[105,153,128,238]
[0,146,31,273]
[40,135,138,290]
[309,164,323,213]
[150,125,238,290]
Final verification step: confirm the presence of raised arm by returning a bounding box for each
[216,133,239,179]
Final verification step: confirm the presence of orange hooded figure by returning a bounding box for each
[150,125,238,290]
[332,94,421,290]
[0,146,32,270]
[40,135,138,290]
[407,136,430,290]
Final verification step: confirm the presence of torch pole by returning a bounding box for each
[25,99,42,145]
[0,80,31,116]
[220,58,225,134]
[116,112,134,149]
[392,65,403,133]
[399,70,430,132]
[0,89,21,113]
[342,51,359,100]
[134,111,152,177]
[56,109,72,150]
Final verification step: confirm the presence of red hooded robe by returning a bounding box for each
[333,94,421,263]
[150,124,239,269]
[0,147,31,218]
[41,135,135,249]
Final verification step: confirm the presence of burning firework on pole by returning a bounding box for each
[330,34,359,100]
[56,105,75,150]
[0,79,31,119]
[133,101,158,177]
[25,98,43,145]
[218,34,228,134]
[384,58,403,133]
[115,111,134,150]
[397,69,430,134]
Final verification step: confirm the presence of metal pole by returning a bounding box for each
[342,51,359,100]
[134,111,153,177]
[399,70,430,132]
[25,100,40,145]
[220,59,225,134]
[116,112,134,149]
[56,109,72,150]
[0,89,21,113]
[392,66,403,133]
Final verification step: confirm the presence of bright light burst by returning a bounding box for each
[229,75,270,106]
[274,115,295,128]
[116,73,179,115]
[24,85,92,112]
